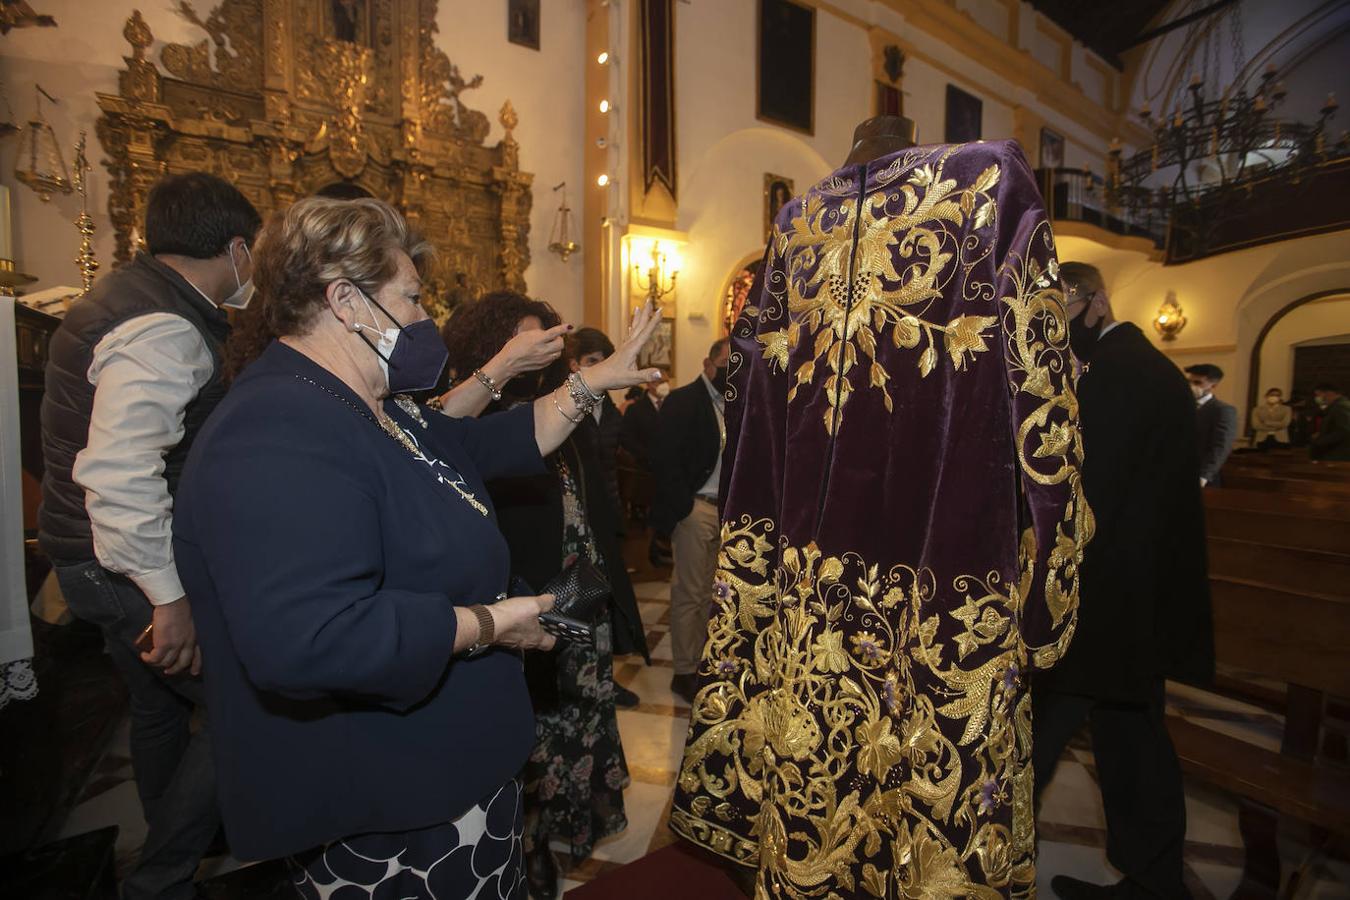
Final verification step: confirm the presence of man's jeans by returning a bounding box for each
[55,560,219,900]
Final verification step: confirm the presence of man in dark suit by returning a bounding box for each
[1311,382,1350,461]
[1184,364,1238,487]
[1035,263,1214,900]
[620,373,669,469]
[650,338,729,703]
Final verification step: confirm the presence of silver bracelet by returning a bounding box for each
[566,372,599,417]
[573,369,604,402]
[551,388,584,424]
[473,368,503,401]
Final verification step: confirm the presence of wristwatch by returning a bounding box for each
[465,602,497,656]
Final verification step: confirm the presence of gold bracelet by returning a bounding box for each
[465,603,496,657]
[551,388,583,424]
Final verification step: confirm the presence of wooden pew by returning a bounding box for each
[1214,472,1350,503]
[1168,576,1350,898]
[1207,539,1350,597]
[1204,494,1350,556]
[1167,483,1350,898]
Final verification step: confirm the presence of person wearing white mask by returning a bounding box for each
[1250,387,1292,449]
[170,196,662,898]
[39,171,261,900]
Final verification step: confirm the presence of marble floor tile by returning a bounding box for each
[633,582,671,602]
[616,709,691,776]
[1036,840,1122,896]
[1039,760,1106,830]
[1183,782,1243,849]
[637,602,668,627]
[618,664,692,711]
[1305,860,1350,900]
[57,780,146,873]
[590,781,676,865]
[650,634,673,662]
[1187,859,1244,900]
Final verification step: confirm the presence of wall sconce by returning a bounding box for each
[631,238,681,306]
[1153,293,1187,341]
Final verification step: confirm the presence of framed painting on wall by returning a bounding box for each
[1040,127,1065,170]
[764,173,795,240]
[757,0,815,134]
[944,84,982,144]
[508,0,540,50]
[638,316,675,371]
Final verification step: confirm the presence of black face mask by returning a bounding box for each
[712,365,729,393]
[1067,303,1104,363]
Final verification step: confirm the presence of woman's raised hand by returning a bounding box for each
[582,300,664,392]
[496,323,572,378]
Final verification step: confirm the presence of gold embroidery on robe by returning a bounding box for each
[674,141,1091,900]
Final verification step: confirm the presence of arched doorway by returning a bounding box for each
[1247,289,1350,411]
[1246,290,1350,439]
[720,251,766,335]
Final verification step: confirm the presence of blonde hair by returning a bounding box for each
[255,196,433,336]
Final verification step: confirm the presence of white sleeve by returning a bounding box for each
[72,313,215,606]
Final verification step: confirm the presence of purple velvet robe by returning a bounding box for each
[671,140,1092,898]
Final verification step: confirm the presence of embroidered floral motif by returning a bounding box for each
[756,147,1005,433]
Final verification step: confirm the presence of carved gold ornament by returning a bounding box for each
[96,1,534,320]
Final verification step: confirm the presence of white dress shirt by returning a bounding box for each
[696,374,726,499]
[72,312,215,605]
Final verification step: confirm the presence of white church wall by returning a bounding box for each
[0,0,588,323]
[432,0,587,323]
[670,0,870,382]
[0,3,200,297]
[954,0,1011,42]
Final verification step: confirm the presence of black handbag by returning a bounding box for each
[537,553,611,641]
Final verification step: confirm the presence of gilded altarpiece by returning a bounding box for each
[96,0,533,319]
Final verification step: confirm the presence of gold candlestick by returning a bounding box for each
[72,132,98,295]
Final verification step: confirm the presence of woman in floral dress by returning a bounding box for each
[442,293,630,900]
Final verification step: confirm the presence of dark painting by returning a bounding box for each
[758,0,814,134]
[330,0,367,44]
[764,173,795,240]
[1039,127,1065,169]
[944,84,982,144]
[508,0,540,51]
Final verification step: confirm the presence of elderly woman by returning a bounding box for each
[171,197,659,899]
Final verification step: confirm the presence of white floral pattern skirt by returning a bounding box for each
[288,778,525,900]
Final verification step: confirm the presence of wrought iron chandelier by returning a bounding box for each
[1106,0,1345,256]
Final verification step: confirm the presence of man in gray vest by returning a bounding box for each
[39,172,260,900]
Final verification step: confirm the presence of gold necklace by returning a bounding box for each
[296,376,490,517]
